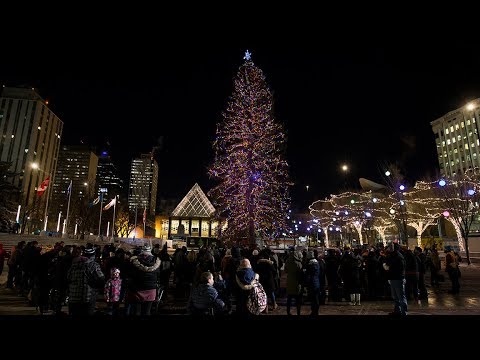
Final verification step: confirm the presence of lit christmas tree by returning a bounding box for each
[208,51,291,245]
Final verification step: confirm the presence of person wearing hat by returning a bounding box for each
[126,243,161,316]
[67,246,105,317]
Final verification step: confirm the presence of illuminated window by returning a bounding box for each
[201,221,209,237]
[445,128,449,135]
[456,124,459,130]
[450,126,454,132]
[181,220,190,234]
[171,220,179,233]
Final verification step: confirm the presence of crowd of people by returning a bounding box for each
[0,239,463,318]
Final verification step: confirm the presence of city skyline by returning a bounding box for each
[2,44,480,210]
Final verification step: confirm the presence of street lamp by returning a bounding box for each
[31,162,52,234]
[341,164,349,189]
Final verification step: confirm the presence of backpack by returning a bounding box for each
[246,280,268,315]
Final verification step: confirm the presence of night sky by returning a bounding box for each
[2,42,480,210]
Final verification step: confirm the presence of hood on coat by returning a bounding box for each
[131,255,161,272]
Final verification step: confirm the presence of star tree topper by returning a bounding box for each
[244,50,252,61]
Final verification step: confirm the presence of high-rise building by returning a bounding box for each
[431,99,480,177]
[128,152,158,216]
[96,150,123,200]
[0,86,63,218]
[51,145,98,215]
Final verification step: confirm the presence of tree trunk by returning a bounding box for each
[462,228,471,265]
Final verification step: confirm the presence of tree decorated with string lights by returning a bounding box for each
[310,190,398,247]
[208,51,291,245]
[431,169,480,264]
[400,181,443,248]
[310,199,335,248]
[369,196,395,246]
[383,164,411,246]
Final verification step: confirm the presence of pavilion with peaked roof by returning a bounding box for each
[155,183,226,241]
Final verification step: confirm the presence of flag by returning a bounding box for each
[66,180,72,196]
[103,197,116,211]
[143,207,147,224]
[92,193,103,206]
[37,177,50,196]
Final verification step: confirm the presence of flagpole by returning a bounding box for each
[97,193,104,242]
[63,180,72,238]
[112,196,117,241]
[43,173,52,233]
[134,205,137,241]
[143,207,146,238]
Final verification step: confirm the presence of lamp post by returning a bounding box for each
[31,163,52,235]
[56,211,62,233]
[341,164,349,189]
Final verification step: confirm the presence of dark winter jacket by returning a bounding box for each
[188,283,225,313]
[385,251,406,280]
[129,253,161,291]
[305,259,321,290]
[255,258,277,293]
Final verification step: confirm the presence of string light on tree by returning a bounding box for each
[208,51,291,245]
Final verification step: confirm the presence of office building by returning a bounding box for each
[0,86,63,225]
[96,150,123,199]
[431,99,480,177]
[128,152,158,216]
[51,145,98,215]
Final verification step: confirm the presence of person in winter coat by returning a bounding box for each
[285,250,303,315]
[104,267,122,315]
[188,271,225,316]
[126,244,161,316]
[67,246,105,317]
[383,243,407,316]
[256,250,278,312]
[445,246,461,294]
[234,258,259,317]
[304,251,322,316]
